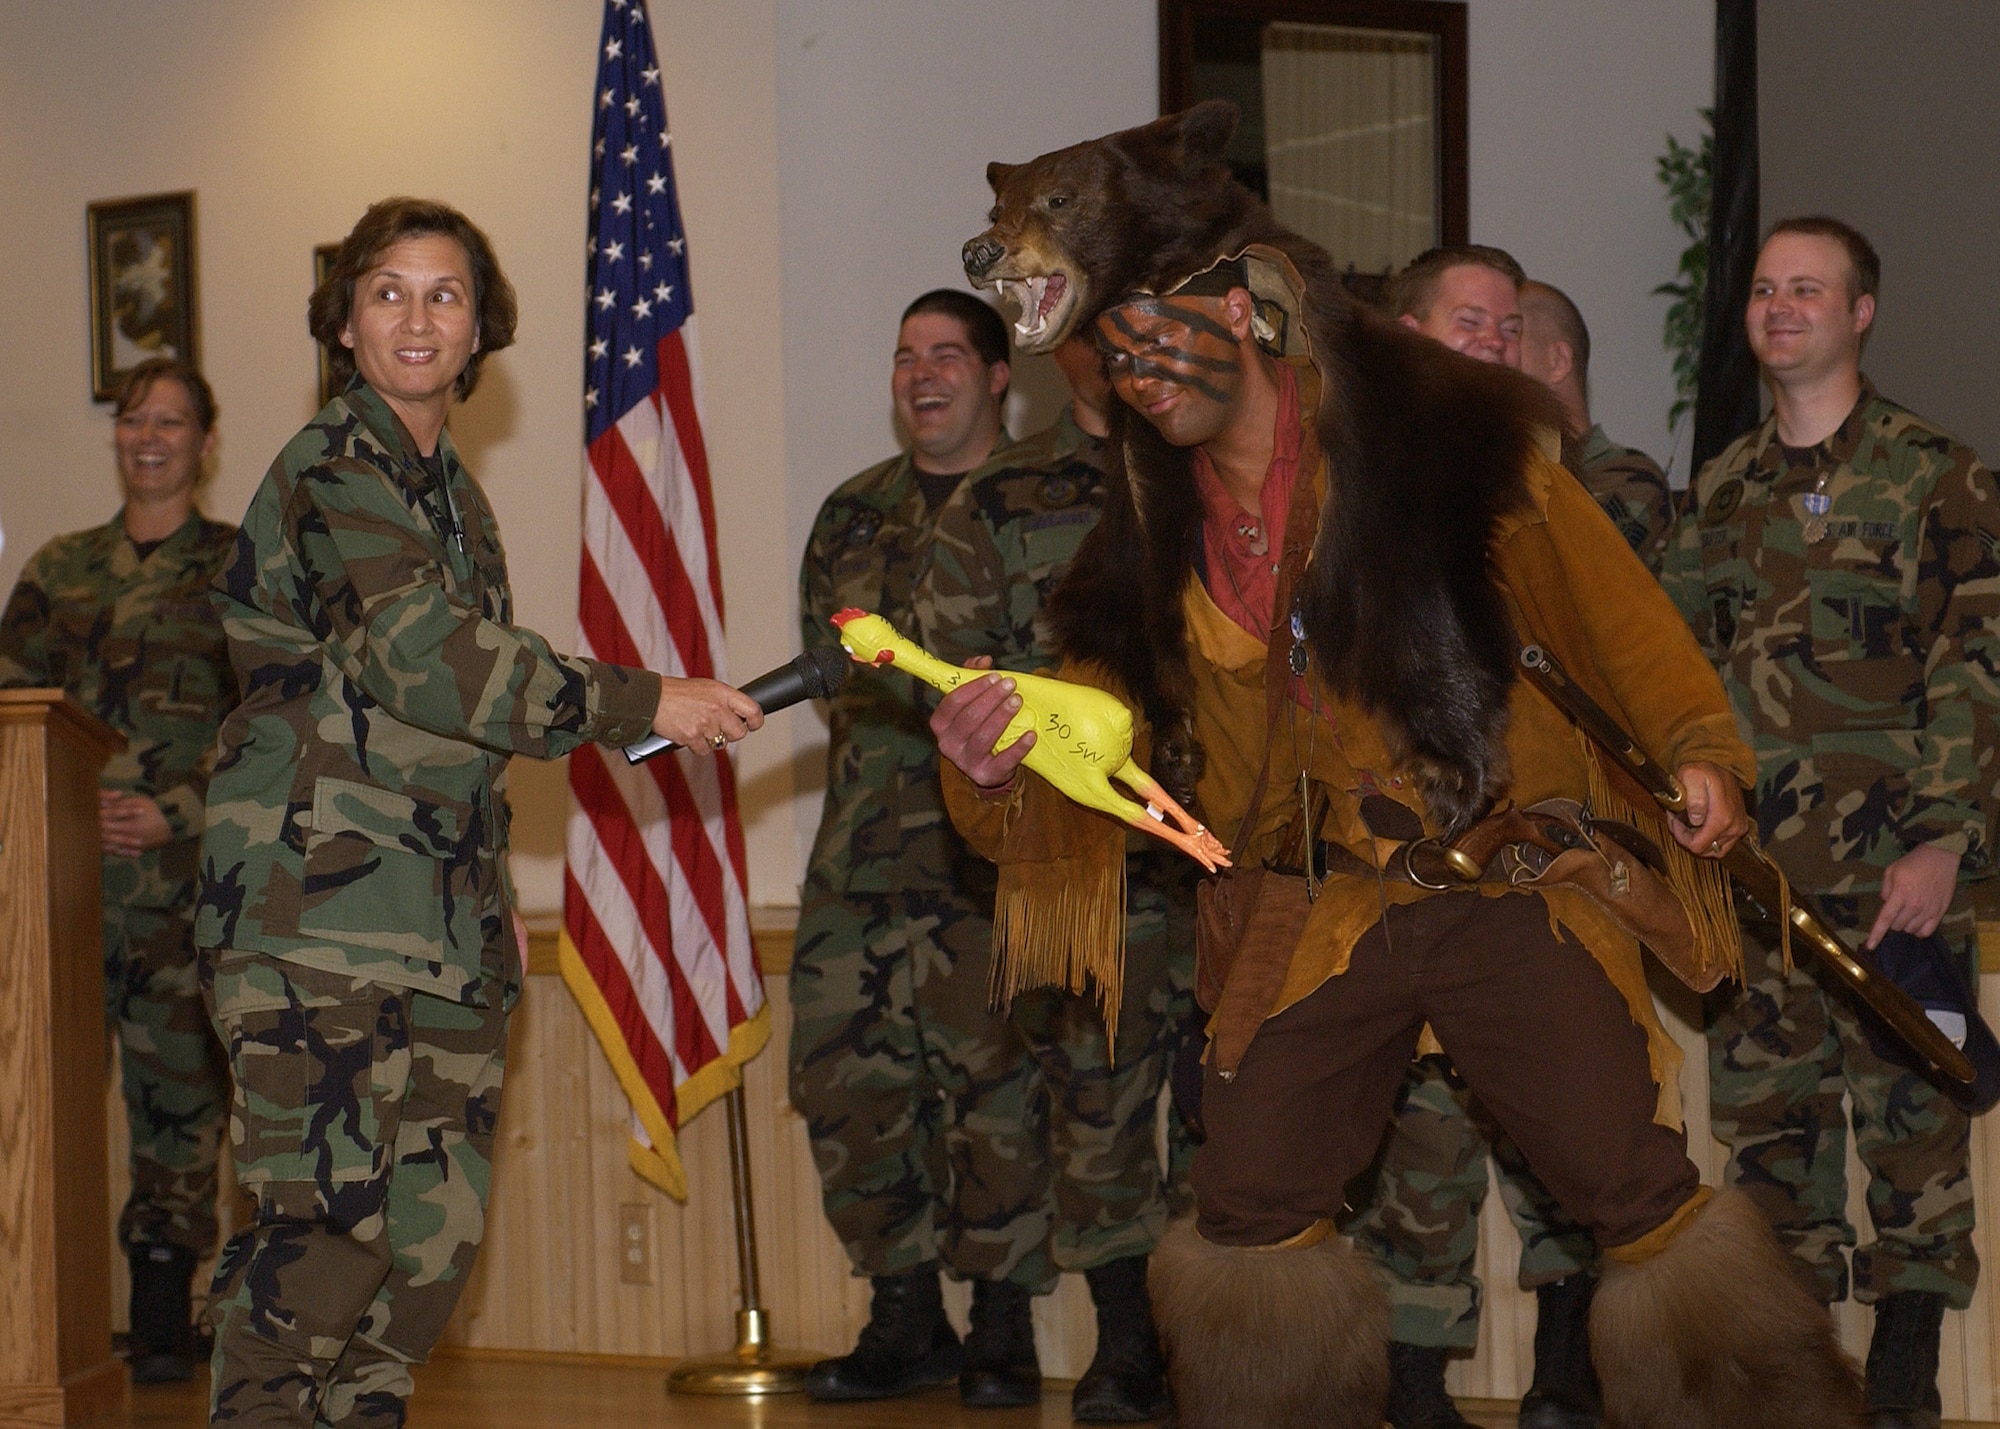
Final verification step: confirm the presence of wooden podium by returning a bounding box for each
[0,691,128,1427]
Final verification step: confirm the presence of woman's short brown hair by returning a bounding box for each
[115,357,218,433]
[308,197,518,401]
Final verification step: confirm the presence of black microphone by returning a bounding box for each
[622,645,853,764]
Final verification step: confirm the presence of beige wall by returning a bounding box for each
[771,0,1159,875]
[0,0,796,909]
[1465,0,1715,481]
[1761,0,2000,466]
[0,0,1718,913]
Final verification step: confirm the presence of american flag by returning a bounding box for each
[559,0,767,1200]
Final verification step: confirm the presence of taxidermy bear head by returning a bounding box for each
[962,99,1261,352]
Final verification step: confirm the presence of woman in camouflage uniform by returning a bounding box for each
[0,358,236,1383]
[194,198,760,1428]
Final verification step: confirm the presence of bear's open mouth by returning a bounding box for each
[991,272,1073,350]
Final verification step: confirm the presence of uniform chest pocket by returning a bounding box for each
[829,553,883,613]
[1689,521,1748,647]
[1020,512,1097,574]
[42,604,108,684]
[299,777,469,959]
[1807,566,1916,713]
[141,652,231,718]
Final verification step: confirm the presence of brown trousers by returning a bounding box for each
[1194,890,1699,1250]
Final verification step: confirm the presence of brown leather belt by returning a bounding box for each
[1270,801,1661,893]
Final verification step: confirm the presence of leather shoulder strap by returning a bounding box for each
[1225,432,1325,860]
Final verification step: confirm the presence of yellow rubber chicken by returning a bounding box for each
[832,609,1230,871]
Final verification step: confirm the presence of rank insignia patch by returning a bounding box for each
[1703,478,1745,524]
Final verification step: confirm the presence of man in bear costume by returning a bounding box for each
[935,101,1865,1429]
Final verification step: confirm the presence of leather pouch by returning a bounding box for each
[1195,864,1314,1078]
[1499,797,1713,991]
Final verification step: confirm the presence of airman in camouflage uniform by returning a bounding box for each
[197,371,678,1425]
[794,291,1050,1409]
[197,204,757,1428]
[793,450,1044,1284]
[1571,425,1673,574]
[1663,217,2000,1426]
[1359,293,1674,1429]
[917,366,1198,1421]
[0,358,238,1382]
[1360,260,1605,1429]
[1,512,238,1251]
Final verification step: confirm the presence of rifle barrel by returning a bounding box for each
[1520,645,1686,812]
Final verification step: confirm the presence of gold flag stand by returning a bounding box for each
[666,1084,824,1395]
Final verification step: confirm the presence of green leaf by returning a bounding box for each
[1655,109,1713,426]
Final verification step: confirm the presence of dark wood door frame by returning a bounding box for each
[1159,0,1469,246]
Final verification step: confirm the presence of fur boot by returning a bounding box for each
[1590,1189,1865,1429]
[1148,1220,1388,1429]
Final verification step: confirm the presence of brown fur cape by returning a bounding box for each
[984,103,1564,834]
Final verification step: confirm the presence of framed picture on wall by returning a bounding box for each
[86,190,198,401]
[314,242,341,406]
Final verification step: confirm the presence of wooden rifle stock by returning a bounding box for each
[1518,644,1974,1089]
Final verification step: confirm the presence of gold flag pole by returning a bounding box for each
[666,1083,823,1395]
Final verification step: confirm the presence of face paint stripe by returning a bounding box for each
[1148,346,1238,374]
[1099,305,1154,346]
[1100,336,1238,377]
[1097,305,1240,364]
[1128,357,1230,404]
[1120,297,1239,346]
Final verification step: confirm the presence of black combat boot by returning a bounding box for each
[1865,1291,1947,1429]
[1385,1340,1474,1429]
[1517,1273,1603,1428]
[128,1243,199,1384]
[960,1278,1041,1408]
[1072,1255,1170,1422]
[803,1268,962,1401]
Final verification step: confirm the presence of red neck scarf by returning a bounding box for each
[1193,362,1301,640]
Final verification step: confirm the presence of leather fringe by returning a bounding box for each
[1583,736,1743,991]
[991,854,1129,1040]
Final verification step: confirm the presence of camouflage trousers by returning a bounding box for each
[105,897,230,1255]
[790,885,1052,1290]
[1009,853,1199,1271]
[201,947,510,1427]
[1708,906,1980,1308]
[1347,1056,1595,1348]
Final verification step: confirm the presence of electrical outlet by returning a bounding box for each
[618,1202,654,1286]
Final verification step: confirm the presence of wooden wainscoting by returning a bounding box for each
[105,916,2000,1418]
[438,910,1104,1375]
